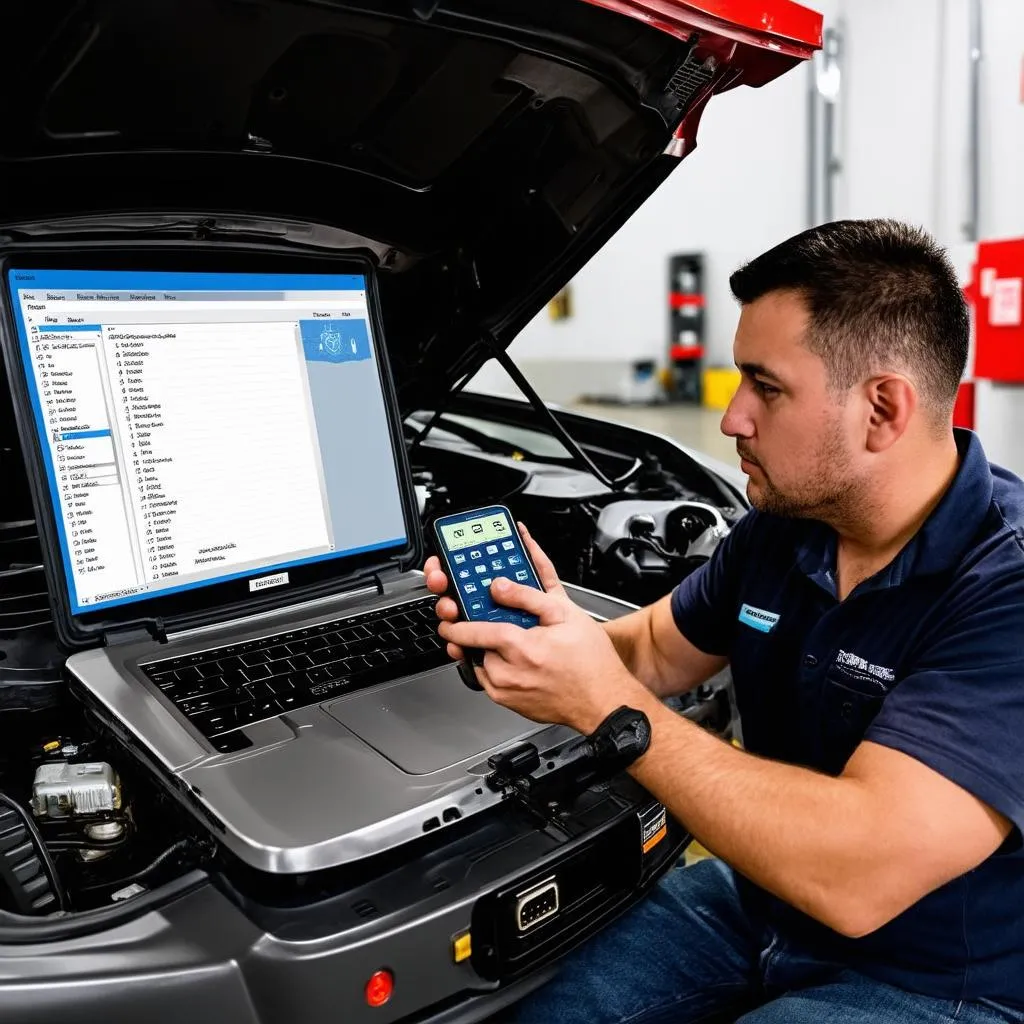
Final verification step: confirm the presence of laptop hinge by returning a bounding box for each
[103,617,168,648]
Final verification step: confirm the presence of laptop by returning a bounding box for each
[1,255,563,874]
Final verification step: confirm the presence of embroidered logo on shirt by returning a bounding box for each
[738,603,780,633]
[835,649,895,685]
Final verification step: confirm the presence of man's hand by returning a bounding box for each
[424,522,648,734]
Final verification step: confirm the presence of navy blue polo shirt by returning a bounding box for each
[671,428,1024,1007]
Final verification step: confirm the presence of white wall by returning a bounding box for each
[840,0,1024,245]
[470,0,1024,400]
[981,0,1024,240]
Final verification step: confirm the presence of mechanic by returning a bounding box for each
[426,219,1024,1023]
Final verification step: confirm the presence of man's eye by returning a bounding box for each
[753,380,780,398]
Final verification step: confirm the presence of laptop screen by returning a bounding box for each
[5,268,409,616]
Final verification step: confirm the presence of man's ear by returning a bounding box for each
[864,375,916,453]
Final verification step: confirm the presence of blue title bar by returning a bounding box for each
[7,270,367,292]
[37,324,103,333]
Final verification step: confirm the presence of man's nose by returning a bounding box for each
[720,385,754,439]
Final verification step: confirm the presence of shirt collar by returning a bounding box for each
[796,428,993,596]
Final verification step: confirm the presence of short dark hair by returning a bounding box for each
[729,219,969,415]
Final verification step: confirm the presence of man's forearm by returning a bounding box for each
[602,613,641,675]
[625,689,886,937]
[602,611,664,693]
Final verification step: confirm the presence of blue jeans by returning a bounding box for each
[506,859,1023,1024]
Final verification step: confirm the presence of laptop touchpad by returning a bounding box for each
[323,665,540,775]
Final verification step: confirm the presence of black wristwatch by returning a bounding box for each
[586,705,652,770]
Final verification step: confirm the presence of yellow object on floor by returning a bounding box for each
[684,840,714,865]
[702,367,741,410]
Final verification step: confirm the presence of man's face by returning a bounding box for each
[720,291,864,520]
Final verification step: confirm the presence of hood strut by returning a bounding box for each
[411,338,641,492]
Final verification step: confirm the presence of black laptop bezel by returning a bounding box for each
[0,242,424,650]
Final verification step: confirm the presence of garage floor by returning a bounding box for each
[567,400,739,470]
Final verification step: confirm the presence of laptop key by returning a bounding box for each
[288,653,314,671]
[242,663,272,682]
[180,691,244,716]
[309,648,342,667]
[238,700,279,725]
[221,668,248,689]
[189,707,238,736]
[245,681,277,702]
[175,676,229,701]
[239,652,269,669]
[306,666,337,686]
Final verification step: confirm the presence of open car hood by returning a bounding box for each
[0,0,821,402]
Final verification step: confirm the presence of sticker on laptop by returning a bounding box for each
[249,571,289,593]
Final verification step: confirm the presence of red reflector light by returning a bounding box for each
[365,969,394,1008]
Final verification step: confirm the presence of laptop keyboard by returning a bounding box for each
[141,596,448,747]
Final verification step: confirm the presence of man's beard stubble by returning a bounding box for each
[740,423,866,528]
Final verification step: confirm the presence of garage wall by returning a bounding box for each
[840,0,1024,245]
[470,0,1024,401]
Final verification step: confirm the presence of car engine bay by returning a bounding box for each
[0,382,744,921]
[406,399,746,606]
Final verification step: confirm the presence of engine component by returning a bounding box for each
[86,820,126,843]
[593,500,728,558]
[32,761,122,818]
[0,793,64,915]
[589,500,730,605]
[32,760,131,861]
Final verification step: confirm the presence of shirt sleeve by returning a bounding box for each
[670,509,758,656]
[865,569,1024,835]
